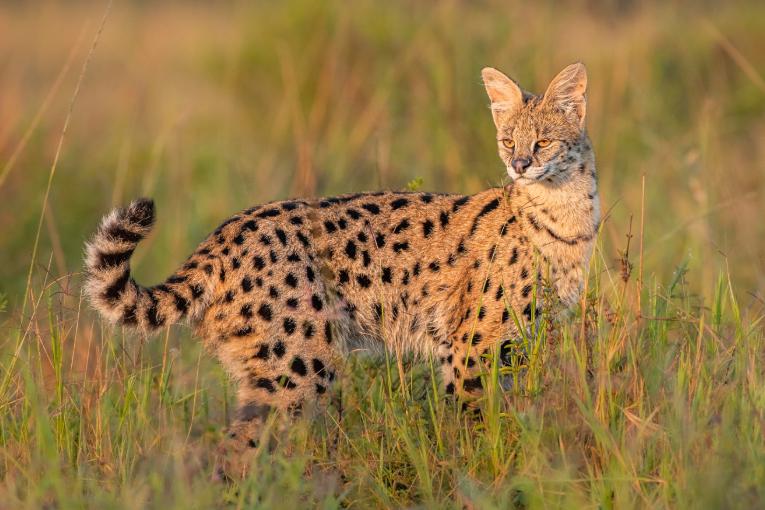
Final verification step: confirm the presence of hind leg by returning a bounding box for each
[211,332,339,481]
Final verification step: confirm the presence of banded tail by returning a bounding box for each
[84,198,215,334]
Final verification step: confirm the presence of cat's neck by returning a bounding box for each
[510,159,600,305]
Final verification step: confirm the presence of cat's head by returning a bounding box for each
[482,63,592,184]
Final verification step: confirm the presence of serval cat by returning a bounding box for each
[84,62,600,478]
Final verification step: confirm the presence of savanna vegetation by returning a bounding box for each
[1,1,764,508]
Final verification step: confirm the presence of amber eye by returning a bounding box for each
[501,139,515,150]
[536,139,551,149]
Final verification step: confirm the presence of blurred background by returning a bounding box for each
[1,0,764,310]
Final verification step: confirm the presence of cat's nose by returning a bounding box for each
[511,156,532,174]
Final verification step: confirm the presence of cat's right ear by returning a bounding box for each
[481,67,523,127]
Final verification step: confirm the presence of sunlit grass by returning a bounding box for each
[1,0,764,508]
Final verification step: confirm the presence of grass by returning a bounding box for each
[1,0,764,508]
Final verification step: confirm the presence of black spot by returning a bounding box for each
[146,292,164,328]
[254,344,269,359]
[303,321,315,338]
[277,376,297,389]
[273,340,286,358]
[306,266,315,282]
[509,247,519,265]
[463,377,483,391]
[269,250,278,263]
[324,322,333,344]
[393,219,410,234]
[253,256,266,270]
[339,270,350,284]
[289,216,303,226]
[282,201,299,211]
[469,198,500,235]
[310,294,323,311]
[324,220,338,233]
[171,292,189,314]
[287,252,301,262]
[382,267,392,283]
[439,211,449,228]
[290,357,307,376]
[257,303,273,321]
[520,267,529,279]
[285,273,298,288]
[241,304,253,318]
[203,264,213,275]
[234,326,252,337]
[346,208,361,220]
[105,225,143,243]
[356,274,371,288]
[255,277,263,287]
[420,194,433,204]
[428,261,440,272]
[495,285,504,300]
[482,278,492,293]
[233,234,245,245]
[471,332,483,346]
[357,231,368,243]
[103,268,131,303]
[422,219,434,238]
[286,297,299,309]
[362,250,371,267]
[241,277,253,292]
[256,208,280,218]
[401,269,410,285]
[522,284,532,298]
[375,232,386,247]
[259,234,272,246]
[390,198,409,209]
[255,378,275,393]
[190,284,204,299]
[452,196,469,212]
[373,302,383,320]
[502,309,510,323]
[338,218,348,229]
[445,382,455,394]
[345,240,357,259]
[296,232,310,247]
[315,384,327,394]
[361,203,380,214]
[477,306,485,320]
[310,359,326,377]
[393,241,409,253]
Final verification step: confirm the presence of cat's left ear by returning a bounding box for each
[543,62,587,129]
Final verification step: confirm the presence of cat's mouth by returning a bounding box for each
[506,166,547,182]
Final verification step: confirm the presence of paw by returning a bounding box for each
[211,423,261,482]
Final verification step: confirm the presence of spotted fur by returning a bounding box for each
[84,63,600,479]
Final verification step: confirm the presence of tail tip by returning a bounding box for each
[125,197,155,228]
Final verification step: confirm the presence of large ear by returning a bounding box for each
[481,67,524,127]
[542,62,587,128]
